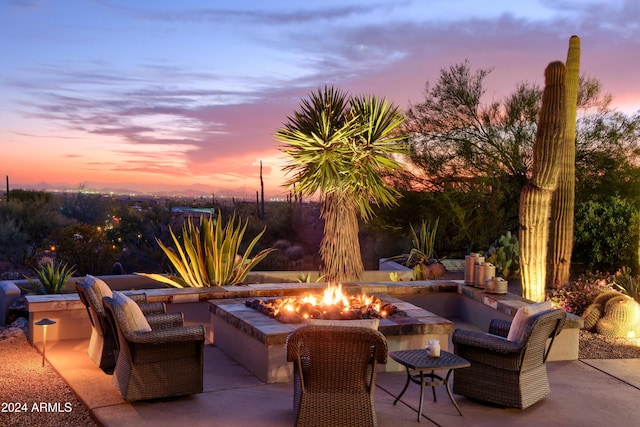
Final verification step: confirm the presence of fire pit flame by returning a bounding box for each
[245,283,405,324]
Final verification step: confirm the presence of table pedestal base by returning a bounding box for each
[393,367,463,422]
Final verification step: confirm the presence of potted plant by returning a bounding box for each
[385,218,446,280]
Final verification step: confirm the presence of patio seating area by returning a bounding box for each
[39,324,640,427]
[8,276,640,426]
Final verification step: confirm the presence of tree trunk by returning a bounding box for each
[320,192,364,283]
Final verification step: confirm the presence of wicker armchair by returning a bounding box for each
[452,308,567,409]
[103,295,205,402]
[286,325,388,427]
[75,281,165,373]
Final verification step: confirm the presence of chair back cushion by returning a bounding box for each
[86,274,113,301]
[112,291,152,333]
[507,300,553,342]
[306,318,379,330]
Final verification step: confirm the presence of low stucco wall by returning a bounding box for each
[0,281,22,327]
[12,274,582,360]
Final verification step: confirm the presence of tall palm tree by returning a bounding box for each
[275,86,408,283]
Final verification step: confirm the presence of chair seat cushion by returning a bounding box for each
[112,291,152,333]
[507,300,553,342]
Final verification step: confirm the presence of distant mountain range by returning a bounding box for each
[8,180,283,200]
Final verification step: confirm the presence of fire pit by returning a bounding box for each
[209,283,454,383]
[245,283,406,323]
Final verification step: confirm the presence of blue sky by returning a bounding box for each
[1,0,639,198]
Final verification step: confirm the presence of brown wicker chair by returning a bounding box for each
[103,295,205,402]
[286,325,388,427]
[452,308,567,409]
[75,281,165,373]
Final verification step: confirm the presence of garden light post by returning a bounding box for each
[35,318,56,367]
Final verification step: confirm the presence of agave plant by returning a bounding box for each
[613,266,640,304]
[384,218,442,280]
[23,260,76,294]
[139,212,276,287]
[407,218,440,267]
[296,272,326,283]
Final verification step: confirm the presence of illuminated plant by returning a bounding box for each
[138,212,275,287]
[23,260,76,294]
[613,266,640,303]
[549,35,580,289]
[518,61,567,302]
[276,86,407,283]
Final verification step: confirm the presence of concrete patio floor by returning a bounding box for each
[42,336,640,427]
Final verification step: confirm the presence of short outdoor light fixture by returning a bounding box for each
[35,318,56,367]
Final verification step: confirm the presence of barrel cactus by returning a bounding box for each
[593,290,625,307]
[591,293,640,338]
[603,296,640,324]
[582,303,603,332]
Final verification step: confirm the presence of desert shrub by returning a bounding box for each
[549,270,615,315]
[0,195,67,265]
[54,223,120,275]
[574,197,640,274]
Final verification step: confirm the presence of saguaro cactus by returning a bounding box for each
[519,61,567,302]
[549,35,580,289]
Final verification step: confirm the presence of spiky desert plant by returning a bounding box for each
[407,218,439,266]
[138,212,275,287]
[596,294,640,338]
[549,35,581,289]
[276,86,407,283]
[484,231,520,279]
[23,260,76,294]
[519,61,567,302]
[582,303,603,332]
[593,289,624,307]
[613,266,640,303]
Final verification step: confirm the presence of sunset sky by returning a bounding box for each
[2,0,639,199]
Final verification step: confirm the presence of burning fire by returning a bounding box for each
[246,283,401,324]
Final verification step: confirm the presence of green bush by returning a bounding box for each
[55,224,120,275]
[573,196,640,274]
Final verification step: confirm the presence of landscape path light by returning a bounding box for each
[35,317,56,367]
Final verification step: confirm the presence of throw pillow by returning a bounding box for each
[307,318,380,330]
[112,291,152,333]
[507,300,553,342]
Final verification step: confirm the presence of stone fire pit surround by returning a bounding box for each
[209,293,453,383]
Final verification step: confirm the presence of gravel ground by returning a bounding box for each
[0,330,99,427]
[1,313,639,427]
[578,329,640,359]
